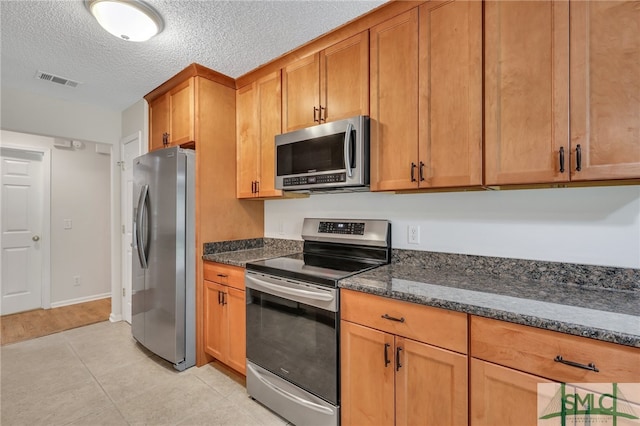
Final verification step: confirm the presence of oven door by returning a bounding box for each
[245,271,338,405]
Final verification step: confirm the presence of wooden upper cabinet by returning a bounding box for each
[237,82,259,199]
[149,94,169,152]
[371,2,482,191]
[418,0,482,188]
[570,1,640,181]
[282,32,369,132]
[168,79,195,146]
[484,1,570,186]
[258,72,284,197]
[282,54,319,131]
[321,31,369,124]
[148,78,195,151]
[236,71,283,199]
[370,8,420,191]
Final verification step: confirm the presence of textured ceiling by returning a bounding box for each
[0,0,386,112]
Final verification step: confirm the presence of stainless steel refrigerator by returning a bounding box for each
[132,147,195,371]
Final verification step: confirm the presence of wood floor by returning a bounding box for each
[1,298,111,346]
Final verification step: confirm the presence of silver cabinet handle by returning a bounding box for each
[32,235,40,242]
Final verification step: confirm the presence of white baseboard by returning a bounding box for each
[109,313,122,322]
[49,292,111,309]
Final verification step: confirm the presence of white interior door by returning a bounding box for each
[120,132,141,323]
[1,147,45,315]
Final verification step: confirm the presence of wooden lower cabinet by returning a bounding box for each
[203,262,246,375]
[470,359,552,426]
[341,320,395,425]
[470,315,640,425]
[396,337,468,426]
[340,289,468,426]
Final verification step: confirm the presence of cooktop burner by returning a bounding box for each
[246,253,381,287]
[246,218,391,287]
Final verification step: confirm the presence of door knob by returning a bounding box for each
[32,235,40,242]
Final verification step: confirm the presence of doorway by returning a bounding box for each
[120,132,142,324]
[1,146,51,315]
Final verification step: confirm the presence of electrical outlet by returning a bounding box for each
[73,275,81,286]
[408,225,420,245]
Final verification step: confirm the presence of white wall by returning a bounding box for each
[122,99,148,148]
[265,186,640,268]
[1,87,121,144]
[1,130,111,305]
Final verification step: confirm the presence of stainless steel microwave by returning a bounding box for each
[275,115,369,191]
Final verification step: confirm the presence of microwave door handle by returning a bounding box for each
[343,122,354,178]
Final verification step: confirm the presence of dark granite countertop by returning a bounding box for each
[339,263,640,348]
[202,237,303,267]
[203,247,300,268]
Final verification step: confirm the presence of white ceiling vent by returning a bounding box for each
[35,71,80,88]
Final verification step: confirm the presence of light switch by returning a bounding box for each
[64,219,72,229]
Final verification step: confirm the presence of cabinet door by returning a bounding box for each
[282,53,320,132]
[418,1,482,188]
[320,31,369,123]
[226,287,246,375]
[341,320,395,426]
[257,71,283,197]
[396,337,468,426]
[470,358,553,426]
[149,95,169,151]
[236,82,259,198]
[484,1,569,185]
[370,8,420,191]
[168,78,195,146]
[203,280,227,362]
[570,1,640,180]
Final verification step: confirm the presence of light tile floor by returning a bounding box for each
[1,321,289,425]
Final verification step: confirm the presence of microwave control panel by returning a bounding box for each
[318,221,365,235]
[282,173,346,187]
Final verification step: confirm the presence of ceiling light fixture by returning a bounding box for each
[84,0,164,42]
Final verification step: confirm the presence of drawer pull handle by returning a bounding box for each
[554,355,599,372]
[217,274,228,278]
[381,314,405,323]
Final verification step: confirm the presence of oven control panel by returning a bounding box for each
[318,221,365,235]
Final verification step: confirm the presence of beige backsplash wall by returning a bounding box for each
[264,185,640,269]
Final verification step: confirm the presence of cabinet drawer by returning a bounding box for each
[340,289,467,354]
[203,262,245,290]
[470,315,640,384]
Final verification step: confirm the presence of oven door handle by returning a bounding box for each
[246,275,334,302]
[247,363,335,415]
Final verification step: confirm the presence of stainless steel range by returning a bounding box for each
[245,218,391,426]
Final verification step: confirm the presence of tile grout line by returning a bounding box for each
[61,328,132,426]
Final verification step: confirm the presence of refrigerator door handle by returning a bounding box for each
[135,184,149,269]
